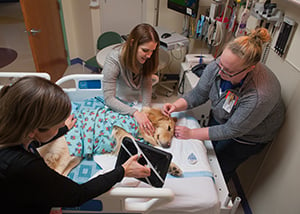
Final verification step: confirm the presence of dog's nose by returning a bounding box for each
[161,142,171,148]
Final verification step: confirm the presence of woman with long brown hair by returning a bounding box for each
[0,76,150,214]
[102,23,159,134]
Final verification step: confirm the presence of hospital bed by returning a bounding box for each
[0,72,240,214]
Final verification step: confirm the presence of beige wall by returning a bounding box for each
[61,0,94,60]
[157,0,185,33]
[237,1,300,213]
[62,0,157,60]
[247,51,300,214]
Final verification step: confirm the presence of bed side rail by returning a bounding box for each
[204,140,241,214]
[56,74,104,102]
[97,187,174,214]
[0,72,50,79]
[0,72,51,88]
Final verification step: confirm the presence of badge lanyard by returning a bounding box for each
[223,91,239,113]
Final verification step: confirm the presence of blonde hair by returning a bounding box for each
[121,23,159,77]
[0,76,71,148]
[226,28,271,66]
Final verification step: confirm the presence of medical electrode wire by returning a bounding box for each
[121,137,165,185]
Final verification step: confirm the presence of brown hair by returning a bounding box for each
[226,27,271,66]
[120,23,159,77]
[0,76,71,148]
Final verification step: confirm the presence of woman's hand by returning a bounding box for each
[133,111,154,135]
[162,103,176,117]
[122,154,151,178]
[162,98,188,117]
[65,114,77,130]
[174,126,193,139]
[175,126,209,141]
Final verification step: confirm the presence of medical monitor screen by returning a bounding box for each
[167,0,199,17]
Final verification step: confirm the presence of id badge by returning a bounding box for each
[223,91,238,113]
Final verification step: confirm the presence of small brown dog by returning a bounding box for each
[38,107,182,177]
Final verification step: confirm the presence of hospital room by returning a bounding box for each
[0,0,300,213]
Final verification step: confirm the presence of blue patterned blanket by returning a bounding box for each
[66,97,143,158]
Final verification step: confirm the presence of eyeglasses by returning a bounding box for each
[217,62,249,78]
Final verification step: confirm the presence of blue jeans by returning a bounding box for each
[209,117,267,183]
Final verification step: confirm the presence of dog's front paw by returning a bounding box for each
[168,162,183,177]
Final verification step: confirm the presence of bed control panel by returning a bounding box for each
[78,79,102,89]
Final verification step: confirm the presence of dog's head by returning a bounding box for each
[141,107,177,148]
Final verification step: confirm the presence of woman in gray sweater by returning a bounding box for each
[162,28,285,182]
[102,23,159,134]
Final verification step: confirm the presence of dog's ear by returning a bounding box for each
[147,111,157,124]
[172,117,177,123]
[144,108,159,120]
[142,107,152,118]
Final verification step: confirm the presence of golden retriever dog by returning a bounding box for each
[37,136,81,176]
[112,107,176,153]
[38,107,182,177]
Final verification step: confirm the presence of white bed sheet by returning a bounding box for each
[92,113,220,214]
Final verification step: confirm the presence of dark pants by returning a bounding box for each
[209,117,267,183]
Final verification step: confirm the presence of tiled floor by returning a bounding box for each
[0,2,246,213]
